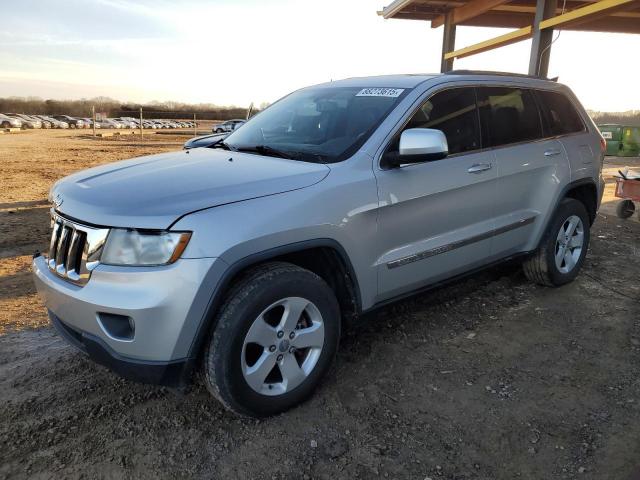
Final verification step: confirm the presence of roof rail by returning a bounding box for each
[444,70,554,80]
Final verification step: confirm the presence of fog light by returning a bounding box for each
[97,312,135,341]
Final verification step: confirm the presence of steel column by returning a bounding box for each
[440,12,457,72]
[528,0,558,77]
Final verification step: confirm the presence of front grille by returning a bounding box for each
[47,211,110,286]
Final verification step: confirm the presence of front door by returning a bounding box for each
[374,87,499,302]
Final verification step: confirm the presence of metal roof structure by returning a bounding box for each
[378,0,640,76]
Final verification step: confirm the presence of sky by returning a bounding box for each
[1,0,639,111]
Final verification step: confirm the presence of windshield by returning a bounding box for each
[223,86,409,163]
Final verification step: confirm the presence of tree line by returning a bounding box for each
[0,96,255,120]
[588,110,640,126]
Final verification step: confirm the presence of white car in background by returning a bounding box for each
[213,119,245,133]
[1,113,23,128]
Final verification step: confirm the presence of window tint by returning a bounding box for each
[404,87,480,155]
[477,87,542,148]
[536,90,585,136]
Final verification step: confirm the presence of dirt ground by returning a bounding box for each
[1,130,639,479]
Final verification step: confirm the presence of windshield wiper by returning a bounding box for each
[234,145,294,159]
[208,140,236,151]
[234,145,328,163]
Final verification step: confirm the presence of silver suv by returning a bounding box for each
[33,71,605,417]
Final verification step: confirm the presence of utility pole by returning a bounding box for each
[139,107,143,138]
[92,105,96,137]
[193,113,197,137]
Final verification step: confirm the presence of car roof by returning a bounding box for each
[312,74,438,89]
[309,71,563,90]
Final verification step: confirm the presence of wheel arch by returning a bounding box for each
[564,179,598,225]
[186,239,361,363]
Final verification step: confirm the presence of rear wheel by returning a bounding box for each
[203,262,340,417]
[523,198,590,287]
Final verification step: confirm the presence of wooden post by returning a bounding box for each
[92,106,96,137]
[193,113,197,136]
[440,12,457,73]
[139,107,143,138]
[529,0,558,77]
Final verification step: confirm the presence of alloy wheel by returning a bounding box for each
[554,215,584,274]
[241,297,325,396]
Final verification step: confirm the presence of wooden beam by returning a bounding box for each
[379,0,416,19]
[444,25,532,59]
[432,0,512,28]
[539,0,638,29]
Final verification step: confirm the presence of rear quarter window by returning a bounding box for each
[536,90,585,136]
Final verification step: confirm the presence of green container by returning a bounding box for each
[619,126,640,157]
[597,124,623,156]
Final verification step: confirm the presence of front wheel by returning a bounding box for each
[523,198,590,287]
[203,262,340,417]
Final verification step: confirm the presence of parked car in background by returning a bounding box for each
[213,119,245,133]
[38,117,52,128]
[113,118,136,128]
[7,113,42,129]
[52,115,85,129]
[35,115,69,129]
[183,132,227,149]
[80,118,99,129]
[0,113,23,128]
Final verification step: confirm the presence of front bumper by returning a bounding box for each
[33,254,219,385]
[49,311,195,387]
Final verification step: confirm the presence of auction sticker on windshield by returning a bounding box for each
[356,88,404,98]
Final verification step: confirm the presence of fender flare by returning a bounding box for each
[533,177,599,250]
[183,238,362,361]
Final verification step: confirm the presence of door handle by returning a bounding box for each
[544,149,562,157]
[467,163,492,174]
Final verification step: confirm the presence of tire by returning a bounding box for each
[616,200,635,219]
[523,198,590,287]
[203,262,341,417]
[215,128,224,133]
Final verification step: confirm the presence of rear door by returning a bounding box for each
[535,89,597,182]
[374,86,498,301]
[476,86,569,257]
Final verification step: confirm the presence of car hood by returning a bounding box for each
[52,148,330,229]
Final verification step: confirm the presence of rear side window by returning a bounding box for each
[476,87,542,148]
[536,90,585,136]
[405,87,480,155]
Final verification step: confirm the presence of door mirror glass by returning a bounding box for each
[398,128,448,164]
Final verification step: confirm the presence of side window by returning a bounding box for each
[536,90,585,136]
[403,87,481,155]
[477,87,542,148]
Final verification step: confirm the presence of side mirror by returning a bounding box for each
[383,128,448,168]
[399,128,448,163]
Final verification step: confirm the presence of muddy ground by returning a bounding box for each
[1,130,639,479]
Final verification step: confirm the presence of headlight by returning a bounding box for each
[101,229,191,266]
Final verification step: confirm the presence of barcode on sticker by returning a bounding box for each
[356,88,404,98]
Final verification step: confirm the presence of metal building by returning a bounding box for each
[378,0,640,77]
